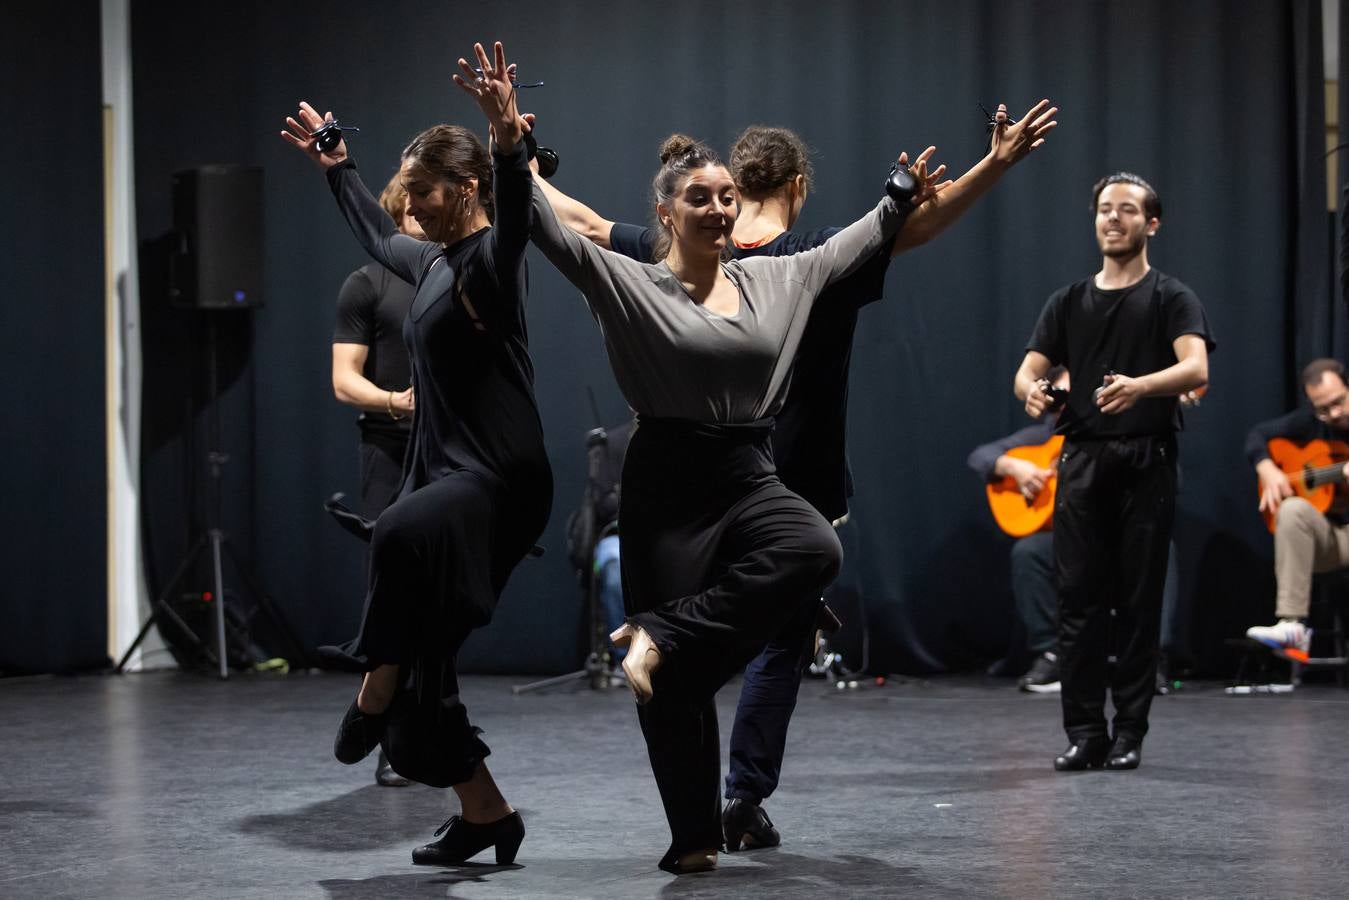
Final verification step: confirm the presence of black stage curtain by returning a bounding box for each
[0,2,108,673]
[125,0,1337,676]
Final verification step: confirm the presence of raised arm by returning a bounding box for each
[776,189,915,301]
[893,99,1058,254]
[451,41,535,276]
[281,100,426,284]
[532,168,617,248]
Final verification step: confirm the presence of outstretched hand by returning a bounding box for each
[895,146,950,207]
[989,99,1058,166]
[452,41,523,154]
[280,100,347,170]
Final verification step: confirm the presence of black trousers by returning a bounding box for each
[358,430,408,520]
[347,470,501,785]
[620,418,842,861]
[724,596,819,803]
[1053,435,1176,742]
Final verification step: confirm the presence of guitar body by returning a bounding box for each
[1262,437,1349,533]
[986,434,1064,537]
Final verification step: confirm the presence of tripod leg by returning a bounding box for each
[220,536,312,667]
[116,533,220,672]
[210,529,229,680]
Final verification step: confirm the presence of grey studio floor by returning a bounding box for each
[2,670,1346,900]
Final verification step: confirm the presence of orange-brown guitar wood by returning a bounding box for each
[1261,437,1349,533]
[986,434,1064,537]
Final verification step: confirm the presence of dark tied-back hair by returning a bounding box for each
[1301,357,1346,387]
[402,124,495,222]
[650,133,725,261]
[729,125,813,197]
[1091,172,1162,221]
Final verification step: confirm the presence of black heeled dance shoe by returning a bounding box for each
[657,847,718,875]
[722,798,781,851]
[411,812,525,866]
[1052,736,1111,771]
[1105,736,1143,770]
[333,699,387,765]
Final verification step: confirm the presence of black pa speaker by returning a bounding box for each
[170,165,264,309]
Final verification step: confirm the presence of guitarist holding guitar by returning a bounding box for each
[968,367,1069,693]
[1242,357,1349,662]
[1013,172,1214,773]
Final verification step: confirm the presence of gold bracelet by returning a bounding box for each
[387,391,402,421]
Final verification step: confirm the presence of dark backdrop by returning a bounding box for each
[0,3,107,673]
[117,0,1342,677]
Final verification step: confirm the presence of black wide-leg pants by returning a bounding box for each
[1053,435,1176,743]
[619,418,842,861]
[346,470,502,786]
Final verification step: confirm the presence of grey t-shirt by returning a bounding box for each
[530,184,908,422]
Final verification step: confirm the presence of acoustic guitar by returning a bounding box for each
[986,434,1064,537]
[1260,437,1349,533]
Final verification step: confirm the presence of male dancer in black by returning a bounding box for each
[1014,172,1212,771]
[530,101,1056,847]
[331,172,422,786]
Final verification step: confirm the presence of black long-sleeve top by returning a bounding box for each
[325,145,552,582]
[1244,406,1349,467]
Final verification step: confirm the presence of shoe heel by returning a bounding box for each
[495,833,523,865]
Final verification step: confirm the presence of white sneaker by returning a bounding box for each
[1246,620,1312,659]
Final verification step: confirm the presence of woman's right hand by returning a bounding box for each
[280,100,349,170]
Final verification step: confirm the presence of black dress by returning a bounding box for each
[323,145,552,786]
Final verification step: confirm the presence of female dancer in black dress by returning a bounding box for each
[280,41,550,866]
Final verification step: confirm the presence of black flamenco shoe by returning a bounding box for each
[657,847,718,875]
[333,699,387,765]
[1105,736,1143,770]
[722,798,781,851]
[411,812,525,866]
[1052,736,1111,772]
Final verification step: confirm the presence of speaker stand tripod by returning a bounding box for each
[116,315,308,678]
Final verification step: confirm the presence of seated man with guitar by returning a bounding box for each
[1244,357,1349,662]
[971,368,1191,693]
[968,367,1070,692]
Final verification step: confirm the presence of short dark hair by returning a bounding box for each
[729,125,813,197]
[1301,358,1346,388]
[1091,172,1161,221]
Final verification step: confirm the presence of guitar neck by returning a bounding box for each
[1294,463,1348,488]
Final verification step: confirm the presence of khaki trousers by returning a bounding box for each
[1274,497,1349,618]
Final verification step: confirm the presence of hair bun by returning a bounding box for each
[659,134,698,165]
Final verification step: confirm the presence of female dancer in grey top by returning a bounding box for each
[504,51,941,869]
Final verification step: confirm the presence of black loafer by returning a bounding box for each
[1105,737,1142,770]
[411,812,524,866]
[1053,736,1111,771]
[722,797,781,851]
[333,699,386,765]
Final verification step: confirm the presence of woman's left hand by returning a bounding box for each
[896,146,949,207]
[989,99,1058,166]
[453,41,522,154]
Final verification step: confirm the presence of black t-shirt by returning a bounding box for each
[333,261,415,438]
[608,223,894,521]
[1027,269,1215,439]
